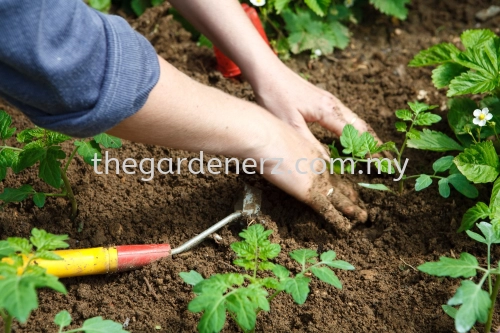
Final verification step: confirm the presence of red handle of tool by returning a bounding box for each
[116,244,172,272]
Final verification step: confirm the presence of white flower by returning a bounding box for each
[314,49,322,56]
[473,107,493,127]
[250,0,266,7]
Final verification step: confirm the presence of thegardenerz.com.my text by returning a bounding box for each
[91,151,409,182]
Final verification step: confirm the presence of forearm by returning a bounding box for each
[168,0,280,83]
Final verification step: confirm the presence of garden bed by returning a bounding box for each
[1,0,499,331]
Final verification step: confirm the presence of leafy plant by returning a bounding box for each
[0,110,122,223]
[180,224,354,333]
[331,101,477,198]
[409,29,500,233]
[88,0,165,16]
[418,222,500,333]
[0,228,128,333]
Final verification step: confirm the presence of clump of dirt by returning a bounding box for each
[1,0,500,332]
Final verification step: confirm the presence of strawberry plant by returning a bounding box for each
[0,228,127,333]
[180,224,354,333]
[418,222,500,333]
[0,110,121,223]
[331,101,477,198]
[409,29,500,233]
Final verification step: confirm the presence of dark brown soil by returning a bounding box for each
[2,0,500,332]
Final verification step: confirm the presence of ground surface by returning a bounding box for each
[1,0,500,332]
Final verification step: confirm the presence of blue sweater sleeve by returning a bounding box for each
[0,0,160,138]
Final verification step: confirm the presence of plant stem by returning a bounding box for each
[63,146,78,173]
[488,244,492,294]
[485,275,500,333]
[0,145,22,151]
[60,167,77,221]
[3,315,12,333]
[397,121,414,194]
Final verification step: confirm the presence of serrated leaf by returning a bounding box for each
[285,276,311,304]
[320,250,336,262]
[448,70,497,97]
[406,128,421,139]
[358,183,391,191]
[395,109,412,121]
[272,264,290,280]
[189,293,226,333]
[409,43,461,67]
[490,177,500,218]
[432,62,468,89]
[0,184,34,203]
[0,110,16,140]
[305,0,331,16]
[417,252,478,278]
[415,174,433,191]
[180,270,204,286]
[89,0,111,12]
[340,124,365,156]
[0,240,15,258]
[16,128,45,144]
[447,174,479,199]
[369,0,410,19]
[39,146,62,188]
[414,112,442,126]
[54,310,72,327]
[15,147,46,173]
[395,122,407,132]
[442,305,458,319]
[359,132,378,154]
[93,133,122,149]
[32,193,46,208]
[454,141,499,183]
[1,148,19,169]
[0,275,38,323]
[460,29,497,49]
[438,178,451,198]
[226,289,257,331]
[275,0,291,13]
[408,101,436,114]
[311,266,342,289]
[34,250,63,261]
[290,249,318,265]
[459,202,490,232]
[407,129,464,152]
[433,156,455,173]
[75,140,102,166]
[448,280,491,333]
[476,221,500,244]
[30,228,69,252]
[130,0,149,16]
[259,243,281,261]
[80,316,129,333]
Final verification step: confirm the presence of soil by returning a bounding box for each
[1,0,500,332]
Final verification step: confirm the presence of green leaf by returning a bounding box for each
[16,128,45,144]
[180,270,204,286]
[284,276,311,304]
[433,156,455,173]
[465,230,486,244]
[259,243,281,261]
[490,177,500,218]
[54,310,72,328]
[460,29,497,49]
[414,112,442,126]
[447,174,479,199]
[197,34,213,48]
[274,0,291,13]
[15,147,46,173]
[459,202,490,232]
[46,131,71,146]
[340,124,365,156]
[432,62,468,89]
[32,193,46,208]
[189,293,226,333]
[407,129,464,152]
[311,266,342,289]
[93,133,122,149]
[395,121,407,132]
[476,221,500,244]
[80,316,129,333]
[415,174,432,191]
[39,146,63,188]
[320,250,336,262]
[359,132,379,154]
[7,237,32,254]
[1,148,19,169]
[34,250,63,261]
[448,280,491,333]
[0,110,16,140]
[409,43,461,67]
[448,70,497,97]
[438,178,451,198]
[395,109,412,121]
[226,288,257,331]
[369,0,410,19]
[130,0,149,16]
[0,184,34,204]
[30,228,69,252]
[323,260,355,270]
[0,240,15,258]
[448,97,477,134]
[290,249,318,265]
[417,253,479,278]
[442,305,458,319]
[408,101,437,114]
[358,183,391,191]
[75,140,102,166]
[89,0,111,12]
[304,0,331,16]
[0,275,39,323]
[454,141,499,183]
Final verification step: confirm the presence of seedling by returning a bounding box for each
[0,110,122,223]
[331,101,477,198]
[180,224,354,333]
[0,228,128,333]
[418,222,500,333]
